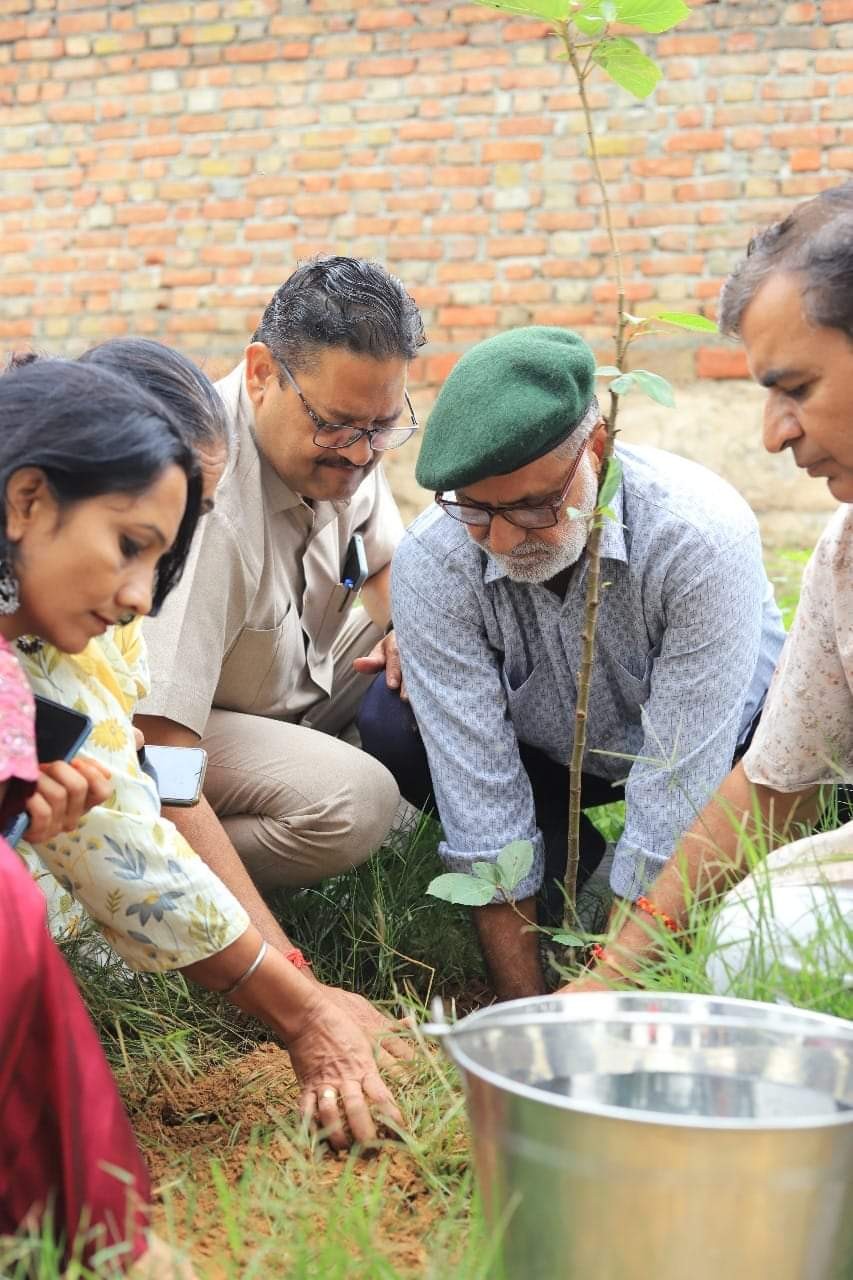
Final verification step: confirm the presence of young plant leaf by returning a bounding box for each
[597,454,623,508]
[608,371,636,395]
[574,11,607,35]
[496,839,534,892]
[591,37,662,98]
[551,930,586,946]
[595,364,622,377]
[631,368,675,406]
[427,872,496,907]
[653,310,718,333]
[472,0,570,17]
[472,860,501,884]
[613,0,690,34]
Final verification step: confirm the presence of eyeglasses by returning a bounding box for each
[435,439,589,530]
[278,361,419,452]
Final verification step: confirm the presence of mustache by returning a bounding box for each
[317,456,369,472]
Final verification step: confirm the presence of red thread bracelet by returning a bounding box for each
[635,895,678,933]
[285,948,310,970]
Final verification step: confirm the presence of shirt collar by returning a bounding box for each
[482,469,627,585]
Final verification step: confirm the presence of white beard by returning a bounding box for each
[485,457,599,584]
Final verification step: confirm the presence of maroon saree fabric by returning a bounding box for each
[0,837,150,1269]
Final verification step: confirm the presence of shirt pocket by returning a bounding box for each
[500,661,563,756]
[216,613,295,715]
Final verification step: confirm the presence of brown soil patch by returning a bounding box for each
[124,1044,465,1278]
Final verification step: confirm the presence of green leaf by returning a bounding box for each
[427,872,496,906]
[472,860,501,884]
[471,0,570,17]
[592,36,662,98]
[551,930,585,947]
[631,368,676,406]
[574,10,606,34]
[595,364,622,377]
[609,371,636,395]
[496,839,534,892]
[597,454,623,508]
[613,0,690,33]
[653,310,718,333]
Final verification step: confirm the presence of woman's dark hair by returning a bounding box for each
[79,338,231,452]
[251,255,427,373]
[0,359,202,614]
[719,182,853,339]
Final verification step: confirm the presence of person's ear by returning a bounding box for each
[588,420,608,476]
[4,468,54,544]
[244,342,280,410]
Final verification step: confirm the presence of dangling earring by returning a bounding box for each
[0,560,20,615]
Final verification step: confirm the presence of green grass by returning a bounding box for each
[7,542,851,1278]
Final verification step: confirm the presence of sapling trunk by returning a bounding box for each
[562,26,629,926]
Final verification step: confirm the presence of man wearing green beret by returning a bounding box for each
[359,326,786,998]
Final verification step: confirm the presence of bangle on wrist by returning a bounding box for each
[223,939,268,997]
[285,947,311,971]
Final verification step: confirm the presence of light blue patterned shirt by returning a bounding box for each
[392,445,786,901]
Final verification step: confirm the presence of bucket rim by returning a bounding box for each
[438,991,853,1131]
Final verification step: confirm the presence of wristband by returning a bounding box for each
[635,895,678,933]
[286,947,311,970]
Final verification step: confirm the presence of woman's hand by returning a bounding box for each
[24,756,112,843]
[288,992,406,1151]
[319,986,415,1069]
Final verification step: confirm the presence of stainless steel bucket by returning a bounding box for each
[425,993,853,1280]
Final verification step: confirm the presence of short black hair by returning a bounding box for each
[79,338,231,452]
[251,255,426,372]
[0,359,202,613]
[720,182,853,340]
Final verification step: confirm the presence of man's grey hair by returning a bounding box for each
[552,395,601,461]
[252,256,426,373]
[719,182,853,340]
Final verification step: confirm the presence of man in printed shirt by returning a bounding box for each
[137,258,425,897]
[368,327,786,999]
[569,183,853,996]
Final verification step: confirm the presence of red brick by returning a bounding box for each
[824,0,853,20]
[696,347,750,379]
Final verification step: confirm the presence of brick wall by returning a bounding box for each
[2,0,852,392]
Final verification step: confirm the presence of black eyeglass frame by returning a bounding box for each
[435,437,590,530]
[277,360,419,452]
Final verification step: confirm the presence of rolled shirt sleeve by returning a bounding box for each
[392,535,545,902]
[18,633,250,971]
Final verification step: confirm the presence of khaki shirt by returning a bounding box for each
[139,362,404,736]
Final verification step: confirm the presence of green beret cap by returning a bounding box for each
[416,327,596,492]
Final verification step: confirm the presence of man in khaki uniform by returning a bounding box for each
[137,257,425,894]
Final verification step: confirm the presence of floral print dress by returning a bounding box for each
[17,619,248,971]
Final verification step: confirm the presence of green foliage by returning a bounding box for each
[597,454,623,508]
[427,838,534,906]
[654,310,719,333]
[607,0,690,34]
[607,367,675,406]
[591,36,661,97]
[584,799,626,844]
[471,0,569,17]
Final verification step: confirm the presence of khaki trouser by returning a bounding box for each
[201,609,400,892]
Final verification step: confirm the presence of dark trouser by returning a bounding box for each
[357,675,625,921]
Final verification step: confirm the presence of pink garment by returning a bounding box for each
[0,633,151,1268]
[0,634,39,822]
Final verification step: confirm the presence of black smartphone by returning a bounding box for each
[141,744,207,807]
[2,695,93,847]
[341,532,369,592]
